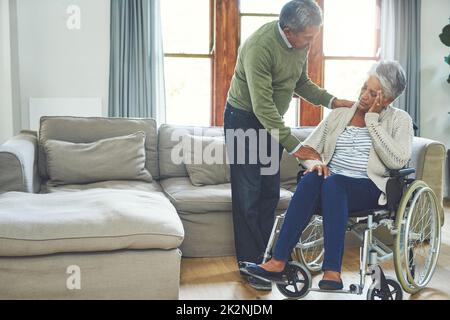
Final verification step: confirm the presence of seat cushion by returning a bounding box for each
[42,180,163,194]
[159,177,292,213]
[0,189,184,256]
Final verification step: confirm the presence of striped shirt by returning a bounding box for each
[328,126,372,179]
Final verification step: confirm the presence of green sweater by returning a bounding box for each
[227,21,334,152]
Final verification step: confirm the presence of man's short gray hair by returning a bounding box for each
[368,60,407,100]
[279,0,323,33]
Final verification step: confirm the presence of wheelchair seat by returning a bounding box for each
[295,167,415,218]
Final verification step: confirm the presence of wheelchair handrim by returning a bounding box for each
[403,186,441,288]
[394,181,442,294]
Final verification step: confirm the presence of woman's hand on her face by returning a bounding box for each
[303,164,331,178]
[368,91,385,114]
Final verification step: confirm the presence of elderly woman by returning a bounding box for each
[241,60,413,290]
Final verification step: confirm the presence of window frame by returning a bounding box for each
[163,0,381,127]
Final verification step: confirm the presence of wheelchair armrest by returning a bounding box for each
[385,168,415,212]
[388,168,415,178]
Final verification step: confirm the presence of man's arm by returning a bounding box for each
[244,46,301,153]
[294,58,334,108]
[294,59,354,109]
[294,110,333,164]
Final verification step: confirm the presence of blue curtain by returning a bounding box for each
[109,0,166,123]
[381,0,421,135]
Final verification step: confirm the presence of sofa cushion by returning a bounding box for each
[183,134,230,186]
[158,124,224,178]
[43,180,163,194]
[159,177,292,213]
[44,132,152,186]
[0,189,184,256]
[38,117,159,181]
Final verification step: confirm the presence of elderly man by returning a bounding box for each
[224,0,354,291]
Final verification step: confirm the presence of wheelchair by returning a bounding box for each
[261,167,442,300]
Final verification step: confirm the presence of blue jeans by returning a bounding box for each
[224,103,284,264]
[273,172,382,272]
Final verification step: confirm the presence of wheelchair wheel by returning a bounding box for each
[295,215,324,274]
[394,180,442,294]
[276,261,311,299]
[367,276,403,300]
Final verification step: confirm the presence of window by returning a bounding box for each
[161,0,212,126]
[322,0,380,118]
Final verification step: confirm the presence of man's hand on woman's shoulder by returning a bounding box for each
[332,98,355,109]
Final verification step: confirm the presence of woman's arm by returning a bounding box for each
[365,110,414,169]
[296,114,332,169]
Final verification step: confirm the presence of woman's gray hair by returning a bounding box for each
[368,60,407,100]
[279,0,323,33]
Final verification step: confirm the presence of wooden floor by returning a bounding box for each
[179,200,450,300]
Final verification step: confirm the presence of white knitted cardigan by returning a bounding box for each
[299,103,414,205]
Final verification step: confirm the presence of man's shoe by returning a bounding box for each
[240,262,287,282]
[246,275,272,291]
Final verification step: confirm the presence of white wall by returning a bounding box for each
[0,0,14,144]
[421,0,450,198]
[15,0,110,129]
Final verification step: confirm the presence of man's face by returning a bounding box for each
[284,25,320,50]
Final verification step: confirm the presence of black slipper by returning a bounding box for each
[318,279,344,290]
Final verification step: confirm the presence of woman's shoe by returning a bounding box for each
[318,279,344,290]
[239,261,286,282]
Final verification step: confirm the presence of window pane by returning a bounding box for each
[240,0,289,14]
[161,0,210,54]
[164,58,211,126]
[240,16,278,44]
[323,0,377,57]
[284,98,299,128]
[324,59,376,102]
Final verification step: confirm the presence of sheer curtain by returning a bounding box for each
[380,0,421,135]
[109,0,166,123]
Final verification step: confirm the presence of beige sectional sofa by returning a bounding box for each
[0,116,446,299]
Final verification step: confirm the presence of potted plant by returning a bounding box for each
[439,19,450,83]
